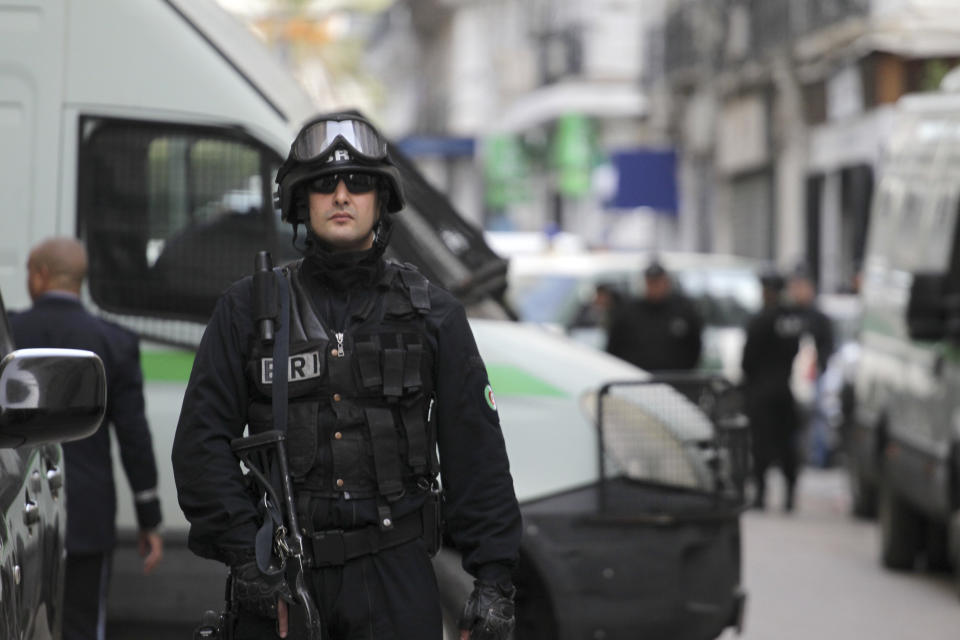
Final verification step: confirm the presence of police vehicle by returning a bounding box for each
[847,69,960,591]
[0,1,746,637]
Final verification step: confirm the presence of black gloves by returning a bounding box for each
[458,580,516,640]
[231,560,293,619]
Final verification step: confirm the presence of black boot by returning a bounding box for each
[784,483,796,513]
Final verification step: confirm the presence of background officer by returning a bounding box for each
[606,259,703,372]
[741,269,803,511]
[172,112,521,639]
[10,236,163,640]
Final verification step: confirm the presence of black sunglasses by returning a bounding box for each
[307,173,379,194]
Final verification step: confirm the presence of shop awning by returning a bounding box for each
[495,80,647,133]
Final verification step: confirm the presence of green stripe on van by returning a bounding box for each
[486,364,567,397]
[141,352,568,397]
[141,350,195,382]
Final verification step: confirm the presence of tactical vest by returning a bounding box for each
[245,260,439,503]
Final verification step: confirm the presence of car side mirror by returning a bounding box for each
[0,348,106,448]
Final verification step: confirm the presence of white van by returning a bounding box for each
[1,1,745,636]
[847,81,960,586]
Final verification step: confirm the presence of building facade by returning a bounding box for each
[649,0,960,291]
[370,0,673,249]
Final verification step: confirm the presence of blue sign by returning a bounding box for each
[605,149,678,214]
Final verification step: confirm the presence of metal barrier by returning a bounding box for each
[595,373,750,513]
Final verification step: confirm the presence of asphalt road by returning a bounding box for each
[108,468,960,639]
[720,468,960,640]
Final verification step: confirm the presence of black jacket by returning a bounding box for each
[172,255,521,584]
[606,294,703,372]
[741,304,802,391]
[10,294,162,553]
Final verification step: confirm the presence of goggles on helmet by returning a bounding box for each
[291,118,388,163]
[306,172,379,194]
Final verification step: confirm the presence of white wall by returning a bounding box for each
[582,0,644,80]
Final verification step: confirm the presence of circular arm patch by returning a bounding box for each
[484,384,497,411]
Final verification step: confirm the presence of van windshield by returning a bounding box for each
[508,263,761,329]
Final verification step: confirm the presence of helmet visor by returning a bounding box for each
[291,119,388,163]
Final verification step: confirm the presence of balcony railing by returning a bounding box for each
[752,0,870,53]
[793,0,870,38]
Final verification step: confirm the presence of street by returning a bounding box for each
[723,468,960,640]
[109,468,960,639]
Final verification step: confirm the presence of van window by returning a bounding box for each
[916,192,959,272]
[863,181,900,270]
[77,117,297,323]
[894,190,924,271]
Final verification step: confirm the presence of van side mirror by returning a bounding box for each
[0,348,106,448]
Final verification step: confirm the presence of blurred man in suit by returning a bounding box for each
[10,237,163,640]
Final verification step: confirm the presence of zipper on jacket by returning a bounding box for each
[335,332,345,357]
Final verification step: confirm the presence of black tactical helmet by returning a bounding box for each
[275,111,405,224]
[759,268,785,291]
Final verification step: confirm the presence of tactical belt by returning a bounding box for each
[307,509,423,567]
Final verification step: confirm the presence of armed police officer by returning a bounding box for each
[172,112,521,639]
[741,270,803,511]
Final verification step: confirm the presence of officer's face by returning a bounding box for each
[307,177,379,253]
[644,275,671,301]
[788,277,815,306]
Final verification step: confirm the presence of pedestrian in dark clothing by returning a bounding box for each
[10,237,164,640]
[171,112,521,640]
[568,282,621,330]
[606,260,703,371]
[741,270,803,512]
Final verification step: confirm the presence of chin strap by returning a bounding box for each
[371,214,393,253]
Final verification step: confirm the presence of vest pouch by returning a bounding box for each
[330,428,377,495]
[355,340,382,390]
[247,402,272,435]
[363,407,405,499]
[245,400,318,480]
[400,394,429,474]
[286,400,320,480]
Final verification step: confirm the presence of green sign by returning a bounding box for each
[483,134,529,209]
[551,113,597,198]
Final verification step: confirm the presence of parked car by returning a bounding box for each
[0,290,107,638]
[504,250,763,382]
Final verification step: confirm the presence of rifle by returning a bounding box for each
[231,430,323,640]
